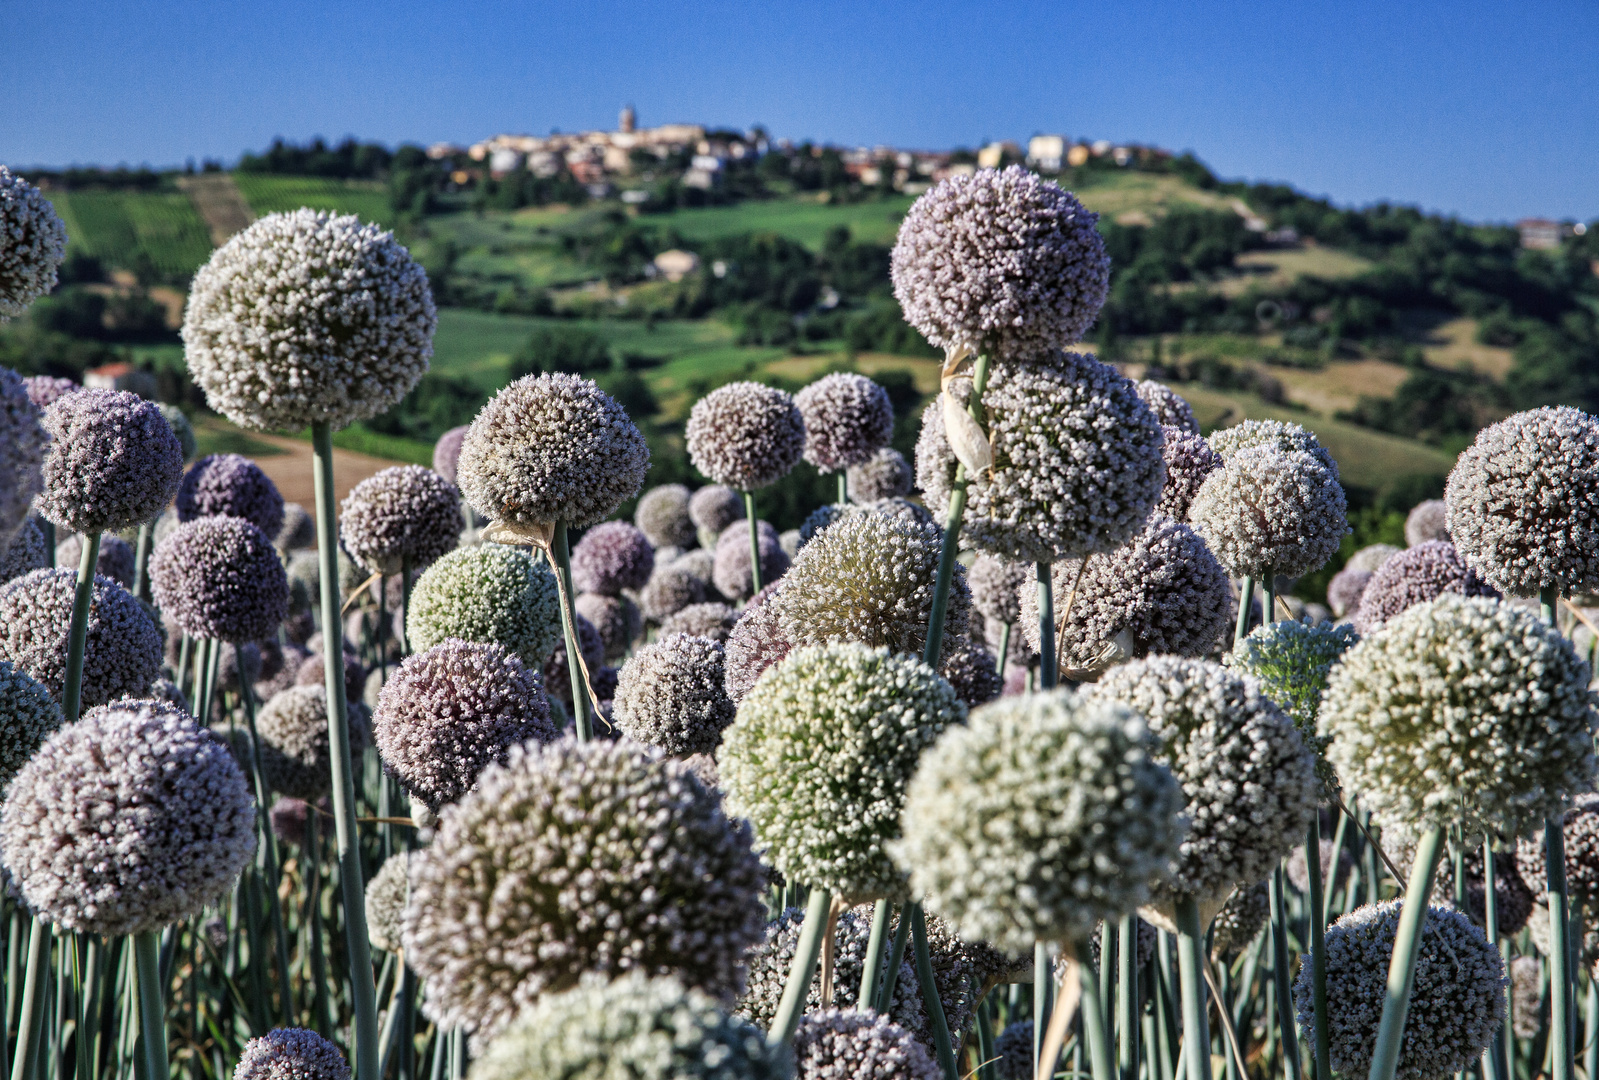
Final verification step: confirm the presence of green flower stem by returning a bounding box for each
[768,888,832,1047]
[7,918,48,1080]
[240,678,294,1027]
[912,904,959,1080]
[920,353,992,668]
[401,555,413,657]
[1481,841,1507,1080]
[41,521,54,569]
[744,491,763,595]
[1174,897,1214,1080]
[1305,819,1330,1080]
[1269,867,1301,1080]
[134,930,168,1080]
[1546,816,1576,1080]
[306,809,336,1040]
[1324,811,1349,926]
[377,574,388,682]
[196,638,220,736]
[996,622,1012,680]
[549,522,592,742]
[311,421,381,1080]
[1585,977,1598,1080]
[1154,934,1178,1080]
[837,472,849,505]
[875,904,913,1013]
[133,521,153,603]
[857,899,889,1010]
[1080,942,1116,1080]
[1036,563,1057,690]
[976,996,998,1080]
[1118,915,1140,1080]
[1366,825,1445,1080]
[1263,577,1277,627]
[1234,575,1255,647]
[61,530,101,725]
[1034,941,1054,1072]
[1099,920,1114,1050]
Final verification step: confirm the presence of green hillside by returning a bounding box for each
[232,174,394,226]
[48,189,213,282]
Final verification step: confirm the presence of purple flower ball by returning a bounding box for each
[724,583,789,704]
[796,373,894,473]
[686,383,805,492]
[1353,540,1500,633]
[176,453,285,538]
[22,375,79,409]
[571,520,654,595]
[55,533,136,588]
[339,465,461,576]
[1157,428,1222,522]
[0,370,48,547]
[433,425,469,485]
[234,1028,349,1080]
[1326,567,1374,619]
[0,567,162,709]
[1136,381,1200,435]
[713,519,790,602]
[150,516,289,643]
[38,388,183,535]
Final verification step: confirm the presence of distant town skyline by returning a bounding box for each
[2,0,1595,224]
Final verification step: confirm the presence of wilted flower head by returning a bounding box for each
[150,516,289,643]
[574,592,642,660]
[1406,499,1450,547]
[233,1029,349,1080]
[1353,540,1499,633]
[403,739,768,1042]
[1322,594,1597,838]
[969,554,1031,626]
[893,689,1185,951]
[1157,428,1223,522]
[713,519,789,601]
[0,370,47,546]
[0,167,67,318]
[176,453,285,538]
[0,568,162,709]
[891,166,1109,356]
[1445,406,1599,597]
[772,513,970,665]
[39,388,183,534]
[0,661,61,793]
[340,465,461,576]
[1136,381,1200,434]
[1088,656,1319,908]
[373,639,556,812]
[634,483,697,548]
[687,382,805,491]
[55,533,135,587]
[917,351,1165,563]
[688,484,745,535]
[407,545,561,666]
[612,634,735,756]
[796,373,894,473]
[0,699,255,935]
[1295,902,1505,1080]
[256,685,371,801]
[1326,567,1373,619]
[468,972,787,1080]
[721,643,966,902]
[183,209,435,432]
[1190,445,1348,579]
[456,372,649,530]
[433,425,469,485]
[1020,515,1232,670]
[794,1010,940,1080]
[571,520,654,595]
[1208,419,1338,476]
[847,447,913,502]
[1228,619,1358,800]
[0,516,47,584]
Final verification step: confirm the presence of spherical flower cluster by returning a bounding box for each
[1445,407,1599,597]
[0,167,68,318]
[771,514,971,665]
[1322,594,1597,839]
[406,545,561,665]
[969,554,1031,626]
[233,1029,349,1080]
[571,520,654,595]
[612,634,735,756]
[1347,544,1402,574]
[917,352,1165,563]
[256,685,371,801]
[1406,499,1450,547]
[1295,902,1505,1080]
[432,425,469,485]
[724,587,790,704]
[1136,381,1201,435]
[156,404,196,463]
[294,648,367,710]
[1212,882,1271,959]
[1353,540,1499,634]
[55,532,135,587]
[689,484,745,536]
[0,699,255,935]
[992,1022,1034,1080]
[1190,445,1348,579]
[1208,419,1338,476]
[794,1010,940,1080]
[847,447,913,502]
[0,661,61,792]
[22,375,77,408]
[277,503,315,553]
[713,519,790,601]
[1433,842,1532,937]
[722,643,966,902]
[0,568,162,709]
[797,500,934,554]
[365,852,411,954]
[176,453,285,537]
[1088,657,1319,908]
[182,209,434,432]
[469,973,787,1080]
[373,640,556,811]
[659,601,739,643]
[574,592,642,660]
[215,642,263,696]
[1510,956,1541,1039]
[0,370,47,545]
[38,388,183,534]
[640,562,708,622]
[456,372,649,530]
[1327,568,1373,619]
[686,382,806,492]
[402,739,768,1041]
[1,516,46,583]
[635,483,697,549]
[937,635,1003,708]
[675,548,717,588]
[150,516,289,642]
[542,613,605,708]
[892,689,1183,951]
[1020,516,1232,669]
[1157,429,1223,522]
[1517,794,1599,911]
[795,373,894,473]
[890,166,1109,356]
[339,466,461,576]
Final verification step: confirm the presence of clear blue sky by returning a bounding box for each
[2,0,1594,223]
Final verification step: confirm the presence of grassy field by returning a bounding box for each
[647,195,917,249]
[1071,172,1241,224]
[233,175,394,227]
[49,190,214,281]
[1219,245,1374,296]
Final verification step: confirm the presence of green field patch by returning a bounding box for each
[233,175,394,227]
[50,190,214,281]
[643,195,917,250]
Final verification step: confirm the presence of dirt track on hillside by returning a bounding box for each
[246,434,401,523]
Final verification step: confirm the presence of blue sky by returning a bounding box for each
[2,0,1594,223]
